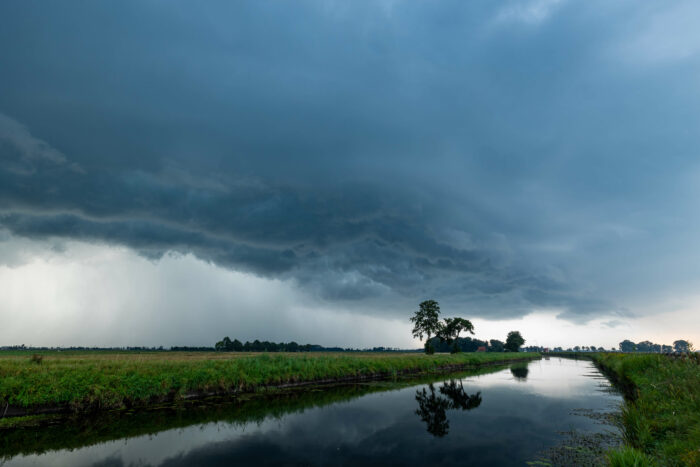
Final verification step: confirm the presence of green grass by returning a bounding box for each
[555,352,700,466]
[0,351,537,414]
[607,446,655,467]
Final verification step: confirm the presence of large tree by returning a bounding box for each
[504,331,525,352]
[410,300,443,354]
[438,317,475,353]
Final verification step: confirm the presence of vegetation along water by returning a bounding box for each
[0,350,537,418]
[555,352,700,466]
[0,357,621,466]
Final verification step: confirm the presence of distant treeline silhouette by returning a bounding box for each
[3,338,693,354]
[0,345,175,351]
[426,336,505,353]
[214,337,415,352]
[0,343,416,353]
[543,339,694,353]
[617,339,693,353]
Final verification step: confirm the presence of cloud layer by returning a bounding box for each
[3,0,700,333]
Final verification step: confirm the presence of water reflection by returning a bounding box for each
[510,364,529,381]
[1,359,623,467]
[415,380,482,437]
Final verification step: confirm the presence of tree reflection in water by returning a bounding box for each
[510,364,529,381]
[415,380,482,437]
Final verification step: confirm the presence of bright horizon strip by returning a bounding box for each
[1,238,697,350]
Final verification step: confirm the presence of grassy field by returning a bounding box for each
[0,351,537,415]
[555,352,700,467]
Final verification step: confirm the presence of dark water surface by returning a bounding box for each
[1,357,621,466]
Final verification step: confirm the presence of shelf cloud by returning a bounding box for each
[2,0,700,345]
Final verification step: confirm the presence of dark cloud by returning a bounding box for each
[2,0,700,321]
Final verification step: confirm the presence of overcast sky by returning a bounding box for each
[2,0,700,349]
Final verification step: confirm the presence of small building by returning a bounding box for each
[476,346,487,352]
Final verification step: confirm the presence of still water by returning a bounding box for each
[2,357,621,466]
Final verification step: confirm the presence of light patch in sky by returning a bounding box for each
[614,2,700,65]
[470,311,698,350]
[493,0,565,25]
[2,236,697,349]
[0,238,410,348]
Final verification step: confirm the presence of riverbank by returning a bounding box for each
[552,352,700,466]
[1,365,512,459]
[0,351,538,420]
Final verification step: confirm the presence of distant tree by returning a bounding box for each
[661,345,673,354]
[504,331,525,352]
[673,340,693,353]
[489,339,505,352]
[232,339,243,351]
[598,347,605,352]
[410,300,444,354]
[637,340,654,352]
[429,336,487,353]
[438,317,475,353]
[574,346,581,352]
[215,336,233,351]
[619,340,637,353]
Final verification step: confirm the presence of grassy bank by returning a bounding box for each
[0,365,510,459]
[0,351,537,416]
[554,352,700,466]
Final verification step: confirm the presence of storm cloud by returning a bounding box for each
[2,0,700,329]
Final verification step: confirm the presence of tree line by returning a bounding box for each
[538,339,694,353]
[0,345,174,351]
[213,337,419,353]
[426,336,516,353]
[410,300,525,354]
[618,339,693,353]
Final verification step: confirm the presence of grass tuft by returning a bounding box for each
[607,446,655,467]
